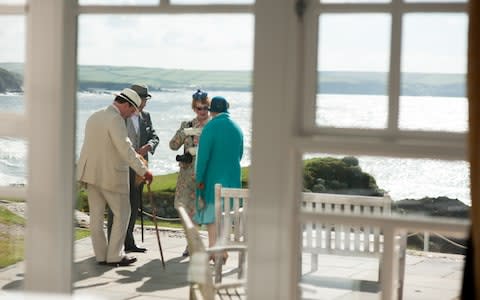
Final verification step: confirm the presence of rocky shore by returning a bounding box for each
[393,196,469,254]
[393,196,469,219]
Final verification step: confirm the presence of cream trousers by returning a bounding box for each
[87,184,130,263]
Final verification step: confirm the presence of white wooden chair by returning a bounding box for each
[214,183,249,246]
[178,206,247,300]
[213,184,249,283]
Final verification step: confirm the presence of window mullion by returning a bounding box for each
[387,0,403,136]
[25,0,77,293]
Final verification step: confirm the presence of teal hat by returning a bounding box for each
[209,96,229,113]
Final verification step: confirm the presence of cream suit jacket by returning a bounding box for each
[77,105,148,195]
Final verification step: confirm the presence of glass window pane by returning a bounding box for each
[400,13,467,132]
[0,16,24,100]
[78,14,253,70]
[0,15,25,286]
[316,14,390,129]
[0,15,26,188]
[77,13,253,173]
[399,95,467,132]
[78,13,253,175]
[402,14,467,75]
[302,154,470,204]
[75,13,253,295]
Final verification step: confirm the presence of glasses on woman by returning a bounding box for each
[195,105,209,111]
[192,89,208,101]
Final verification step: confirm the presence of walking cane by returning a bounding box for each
[147,183,166,269]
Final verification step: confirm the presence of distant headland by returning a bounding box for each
[0,63,465,97]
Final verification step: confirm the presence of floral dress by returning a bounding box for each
[169,117,208,214]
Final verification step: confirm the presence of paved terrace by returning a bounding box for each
[0,227,465,300]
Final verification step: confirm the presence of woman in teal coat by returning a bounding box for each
[195,96,244,251]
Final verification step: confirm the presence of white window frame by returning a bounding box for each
[300,0,468,161]
[249,0,469,300]
[0,0,470,299]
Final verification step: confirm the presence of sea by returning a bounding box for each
[0,91,470,205]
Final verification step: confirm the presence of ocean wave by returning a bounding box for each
[0,138,27,161]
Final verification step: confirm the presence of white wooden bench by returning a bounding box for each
[302,192,393,268]
[214,184,397,255]
[214,185,406,297]
[302,192,406,297]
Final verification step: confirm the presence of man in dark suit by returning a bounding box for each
[108,84,159,253]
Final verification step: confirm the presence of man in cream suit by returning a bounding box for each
[107,84,159,253]
[77,87,154,267]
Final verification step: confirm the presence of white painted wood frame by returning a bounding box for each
[249,1,303,299]
[24,0,78,293]
[0,0,470,299]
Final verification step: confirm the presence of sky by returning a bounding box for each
[0,1,468,73]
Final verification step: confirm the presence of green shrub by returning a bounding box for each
[303,156,382,196]
[342,156,359,167]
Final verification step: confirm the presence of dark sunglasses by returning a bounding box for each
[195,106,209,111]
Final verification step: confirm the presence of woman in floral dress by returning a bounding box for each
[169,89,210,256]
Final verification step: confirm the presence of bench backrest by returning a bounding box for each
[215,184,249,245]
[214,184,393,256]
[302,192,393,256]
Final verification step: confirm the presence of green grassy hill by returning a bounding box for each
[0,62,465,96]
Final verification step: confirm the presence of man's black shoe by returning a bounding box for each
[97,261,107,265]
[125,246,147,253]
[106,256,137,267]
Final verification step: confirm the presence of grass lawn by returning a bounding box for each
[0,232,24,268]
[75,228,91,240]
[0,206,92,268]
[0,206,25,226]
[0,207,25,268]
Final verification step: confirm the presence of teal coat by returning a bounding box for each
[194,112,243,225]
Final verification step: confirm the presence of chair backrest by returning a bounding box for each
[178,206,215,300]
[214,184,249,245]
